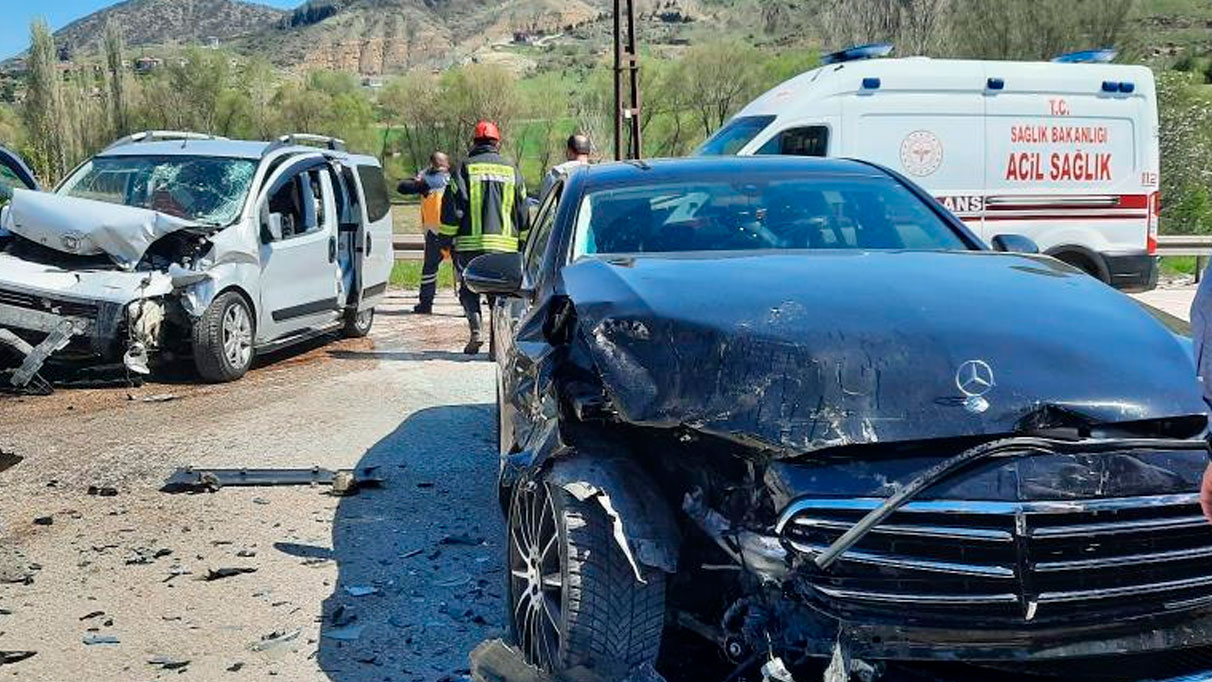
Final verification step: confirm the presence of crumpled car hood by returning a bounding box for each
[1,188,197,270]
[560,251,1206,455]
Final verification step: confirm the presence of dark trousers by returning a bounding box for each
[419,231,443,308]
[454,250,485,322]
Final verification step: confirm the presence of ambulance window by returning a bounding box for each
[696,116,776,156]
[757,126,829,157]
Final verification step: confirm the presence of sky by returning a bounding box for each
[0,0,300,59]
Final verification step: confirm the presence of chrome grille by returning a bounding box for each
[779,494,1212,625]
[0,287,98,319]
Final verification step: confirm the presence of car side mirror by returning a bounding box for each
[464,252,524,297]
[261,211,284,243]
[991,234,1039,254]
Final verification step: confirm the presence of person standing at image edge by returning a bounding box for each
[397,151,451,314]
[439,120,530,355]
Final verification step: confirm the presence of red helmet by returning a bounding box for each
[473,120,501,143]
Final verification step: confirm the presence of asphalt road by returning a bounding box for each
[0,290,503,681]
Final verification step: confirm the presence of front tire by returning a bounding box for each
[343,307,375,338]
[192,291,254,383]
[507,478,665,673]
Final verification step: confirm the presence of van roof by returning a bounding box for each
[738,57,1155,119]
[96,139,381,167]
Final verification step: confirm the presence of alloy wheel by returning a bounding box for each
[509,482,563,670]
[221,303,253,369]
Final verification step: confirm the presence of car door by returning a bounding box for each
[496,181,564,456]
[254,154,343,342]
[350,162,394,309]
[0,145,39,195]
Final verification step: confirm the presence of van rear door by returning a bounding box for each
[839,60,988,236]
[349,162,394,310]
[983,64,1148,257]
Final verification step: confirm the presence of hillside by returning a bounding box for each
[12,0,1211,75]
[230,0,696,74]
[51,0,287,58]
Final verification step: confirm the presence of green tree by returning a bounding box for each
[21,20,69,184]
[103,18,129,137]
[674,41,769,138]
[1156,71,1212,234]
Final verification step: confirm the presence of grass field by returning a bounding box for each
[390,260,456,289]
[1161,256,1201,277]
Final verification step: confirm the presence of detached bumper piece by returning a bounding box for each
[0,320,80,394]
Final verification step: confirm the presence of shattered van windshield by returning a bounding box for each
[58,155,258,226]
[573,176,969,257]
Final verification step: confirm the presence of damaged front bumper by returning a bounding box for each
[692,436,1212,665]
[0,253,174,384]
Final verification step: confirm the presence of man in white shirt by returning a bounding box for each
[540,134,591,201]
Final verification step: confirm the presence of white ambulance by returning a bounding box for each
[698,46,1160,291]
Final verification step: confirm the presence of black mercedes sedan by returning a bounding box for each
[464,156,1211,681]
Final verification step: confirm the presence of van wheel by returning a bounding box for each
[192,292,254,383]
[506,477,665,673]
[1054,251,1109,283]
[343,308,375,338]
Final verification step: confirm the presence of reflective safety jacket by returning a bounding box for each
[440,145,530,253]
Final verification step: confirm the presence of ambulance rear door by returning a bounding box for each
[983,63,1147,255]
[839,59,988,236]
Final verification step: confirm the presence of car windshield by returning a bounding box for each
[572,175,970,257]
[695,115,775,156]
[58,155,258,226]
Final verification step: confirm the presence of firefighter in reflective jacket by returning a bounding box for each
[440,120,530,355]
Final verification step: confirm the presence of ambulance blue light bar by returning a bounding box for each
[1053,48,1118,64]
[822,43,894,65]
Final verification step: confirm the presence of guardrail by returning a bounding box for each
[1156,235,1212,257]
[393,235,425,261]
[1156,235,1212,281]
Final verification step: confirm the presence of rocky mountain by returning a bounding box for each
[50,0,287,58]
[232,0,626,74]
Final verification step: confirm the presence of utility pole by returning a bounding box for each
[613,0,642,160]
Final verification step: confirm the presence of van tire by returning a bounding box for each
[192,292,255,383]
[1053,250,1109,283]
[343,308,375,338]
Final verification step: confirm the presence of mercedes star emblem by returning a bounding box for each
[956,359,995,414]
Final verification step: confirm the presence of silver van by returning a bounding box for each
[0,132,394,383]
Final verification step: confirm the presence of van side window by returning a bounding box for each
[357,165,391,223]
[757,126,829,157]
[268,174,322,239]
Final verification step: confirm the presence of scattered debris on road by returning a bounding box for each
[147,655,191,671]
[128,392,177,403]
[86,485,118,497]
[125,547,172,565]
[203,567,258,581]
[161,466,384,493]
[81,634,120,646]
[323,624,365,642]
[0,651,36,666]
[249,629,301,653]
[343,585,380,597]
[0,448,21,473]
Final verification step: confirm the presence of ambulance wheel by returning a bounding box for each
[193,291,255,383]
[343,308,375,338]
[1053,250,1109,284]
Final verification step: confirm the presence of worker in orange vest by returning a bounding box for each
[397,151,451,314]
